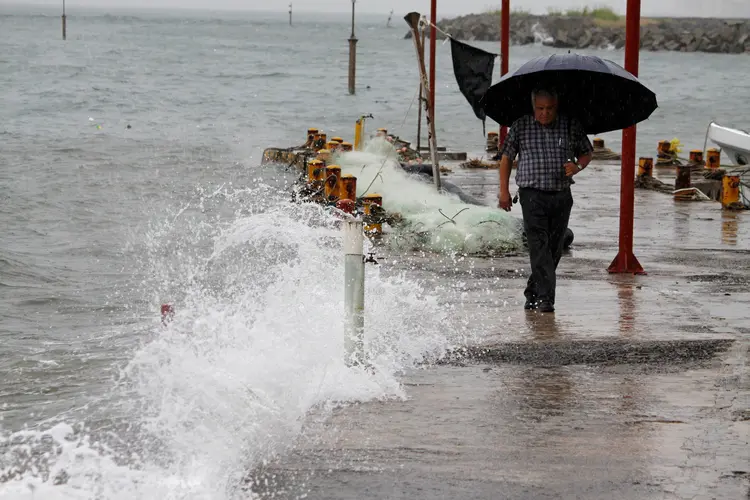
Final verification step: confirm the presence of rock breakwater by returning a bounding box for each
[405,14,750,53]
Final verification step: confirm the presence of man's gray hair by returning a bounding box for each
[531,88,558,108]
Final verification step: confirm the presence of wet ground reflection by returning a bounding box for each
[721,210,739,245]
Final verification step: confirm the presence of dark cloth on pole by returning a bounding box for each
[449,38,497,135]
[519,187,573,305]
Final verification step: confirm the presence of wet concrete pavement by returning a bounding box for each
[254,160,750,499]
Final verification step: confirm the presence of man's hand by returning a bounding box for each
[564,161,582,177]
[498,189,512,211]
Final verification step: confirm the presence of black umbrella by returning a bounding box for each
[480,53,657,134]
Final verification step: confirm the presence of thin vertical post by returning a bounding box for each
[417,28,426,152]
[405,12,441,192]
[289,3,292,26]
[348,1,357,95]
[344,220,365,367]
[429,0,437,121]
[608,0,645,275]
[62,0,67,40]
[498,0,509,147]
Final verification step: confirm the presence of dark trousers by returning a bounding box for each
[519,187,573,305]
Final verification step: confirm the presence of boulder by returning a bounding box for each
[404,15,750,54]
[552,30,577,48]
[576,29,593,48]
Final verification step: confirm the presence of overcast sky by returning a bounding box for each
[3,0,750,17]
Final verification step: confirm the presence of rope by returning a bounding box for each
[357,85,422,200]
[419,16,503,60]
[668,152,745,171]
[591,148,621,161]
[418,16,453,43]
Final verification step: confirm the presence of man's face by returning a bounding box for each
[533,95,558,126]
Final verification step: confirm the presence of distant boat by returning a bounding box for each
[707,122,750,166]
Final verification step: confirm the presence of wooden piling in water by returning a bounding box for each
[62,0,67,40]
[348,1,357,95]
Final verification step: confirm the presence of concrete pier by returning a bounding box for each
[250,161,750,499]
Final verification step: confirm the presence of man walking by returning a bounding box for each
[497,88,593,313]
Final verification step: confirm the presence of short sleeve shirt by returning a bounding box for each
[500,115,593,191]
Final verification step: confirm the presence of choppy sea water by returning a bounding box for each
[1,5,749,498]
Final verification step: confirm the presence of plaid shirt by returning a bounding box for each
[501,114,593,191]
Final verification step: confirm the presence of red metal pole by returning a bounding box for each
[429,0,437,121]
[498,0,510,147]
[608,0,645,275]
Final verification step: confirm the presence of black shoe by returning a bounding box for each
[524,299,538,310]
[538,301,555,313]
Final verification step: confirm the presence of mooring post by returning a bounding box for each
[706,148,720,169]
[344,219,365,367]
[289,3,292,26]
[637,157,653,177]
[348,0,358,95]
[404,12,442,192]
[721,175,741,209]
[62,0,67,40]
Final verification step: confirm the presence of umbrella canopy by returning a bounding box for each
[480,53,658,134]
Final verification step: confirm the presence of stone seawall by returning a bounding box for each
[405,14,750,53]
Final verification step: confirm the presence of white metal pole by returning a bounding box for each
[343,219,365,366]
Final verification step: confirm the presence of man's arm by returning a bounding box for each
[570,118,594,173]
[578,151,592,169]
[498,154,513,210]
[497,124,519,211]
